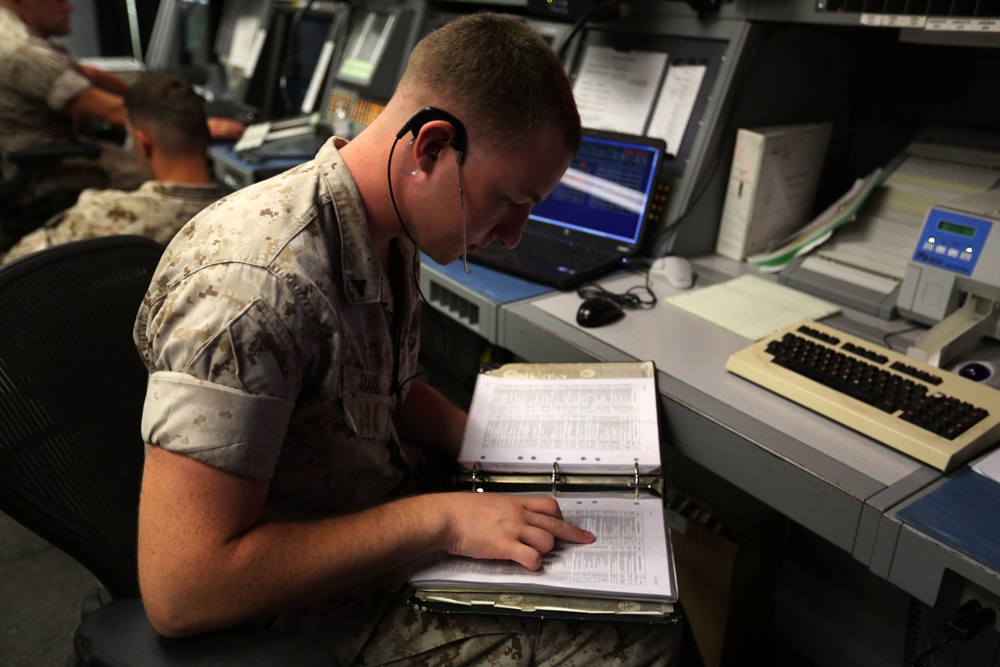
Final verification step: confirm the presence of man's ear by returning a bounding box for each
[409,121,458,174]
[132,127,154,161]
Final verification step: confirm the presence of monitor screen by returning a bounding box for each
[241,2,343,119]
[336,10,396,88]
[530,134,663,244]
[269,13,336,117]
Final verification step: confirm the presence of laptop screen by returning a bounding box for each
[529,131,665,246]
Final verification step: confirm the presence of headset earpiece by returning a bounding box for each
[395,106,468,164]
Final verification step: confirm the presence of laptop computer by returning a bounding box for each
[467,129,666,290]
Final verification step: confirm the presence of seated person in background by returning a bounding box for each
[133,12,678,667]
[3,73,225,263]
[0,0,242,207]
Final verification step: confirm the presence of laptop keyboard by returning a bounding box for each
[514,233,613,266]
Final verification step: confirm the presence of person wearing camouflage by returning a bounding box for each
[3,73,224,263]
[0,0,146,205]
[133,12,679,666]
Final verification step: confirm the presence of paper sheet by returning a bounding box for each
[411,496,676,602]
[572,46,667,135]
[972,447,1000,483]
[460,373,661,473]
[664,274,841,341]
[647,63,706,156]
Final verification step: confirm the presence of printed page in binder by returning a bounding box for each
[459,368,661,474]
[410,495,678,608]
[411,362,677,620]
[663,274,841,341]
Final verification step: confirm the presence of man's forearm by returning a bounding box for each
[139,489,445,637]
[78,64,130,95]
[396,379,467,459]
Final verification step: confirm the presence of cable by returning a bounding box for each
[910,600,997,667]
[648,22,783,254]
[385,134,456,409]
[576,262,659,311]
[552,0,632,65]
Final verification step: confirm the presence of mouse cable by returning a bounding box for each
[576,267,658,311]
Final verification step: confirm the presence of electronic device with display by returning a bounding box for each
[898,188,1000,367]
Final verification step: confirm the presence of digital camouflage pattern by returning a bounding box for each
[0,5,144,204]
[3,180,224,263]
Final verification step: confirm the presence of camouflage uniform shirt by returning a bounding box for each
[134,137,422,663]
[0,6,144,203]
[3,180,224,263]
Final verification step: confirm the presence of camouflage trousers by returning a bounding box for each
[352,585,681,667]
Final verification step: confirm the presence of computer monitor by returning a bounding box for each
[145,0,221,85]
[212,0,269,94]
[318,1,422,132]
[243,1,346,120]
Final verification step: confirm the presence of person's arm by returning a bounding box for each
[138,445,594,637]
[77,64,130,96]
[65,86,125,127]
[395,378,467,460]
[206,117,246,142]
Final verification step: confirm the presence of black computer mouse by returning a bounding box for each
[576,296,625,328]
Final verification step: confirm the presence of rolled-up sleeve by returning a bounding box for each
[5,38,90,111]
[137,260,317,479]
[47,67,91,111]
[142,371,295,478]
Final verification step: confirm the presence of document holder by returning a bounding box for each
[409,361,680,624]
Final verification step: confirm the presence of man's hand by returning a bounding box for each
[207,117,246,142]
[437,493,595,571]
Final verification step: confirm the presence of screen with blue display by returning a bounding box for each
[529,136,661,244]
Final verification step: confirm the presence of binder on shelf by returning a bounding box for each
[716,122,833,262]
[409,361,680,623]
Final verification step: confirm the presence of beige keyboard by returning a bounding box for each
[726,320,1000,471]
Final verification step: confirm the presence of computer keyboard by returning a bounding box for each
[725,319,1000,471]
[205,98,260,126]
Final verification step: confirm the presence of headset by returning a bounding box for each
[388,106,471,273]
[386,106,471,405]
[394,106,468,164]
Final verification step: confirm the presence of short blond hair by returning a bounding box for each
[399,12,580,153]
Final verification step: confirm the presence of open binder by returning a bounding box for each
[409,361,680,624]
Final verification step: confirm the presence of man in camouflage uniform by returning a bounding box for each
[0,0,242,208]
[3,73,224,263]
[0,0,145,204]
[133,13,679,666]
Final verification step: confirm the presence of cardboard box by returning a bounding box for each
[666,490,785,667]
[715,123,833,262]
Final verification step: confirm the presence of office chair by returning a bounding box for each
[0,143,101,241]
[0,236,338,666]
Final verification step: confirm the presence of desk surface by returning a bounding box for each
[421,253,1000,605]
[503,271,937,552]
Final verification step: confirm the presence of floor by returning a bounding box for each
[0,512,98,667]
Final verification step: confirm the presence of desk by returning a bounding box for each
[422,254,1000,611]
[208,145,306,192]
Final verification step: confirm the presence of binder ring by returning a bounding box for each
[471,461,482,492]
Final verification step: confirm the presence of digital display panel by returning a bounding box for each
[937,220,977,238]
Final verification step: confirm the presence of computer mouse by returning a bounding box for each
[576,296,625,328]
[649,255,694,290]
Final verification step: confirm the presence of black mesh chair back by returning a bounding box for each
[0,235,162,600]
[0,236,339,666]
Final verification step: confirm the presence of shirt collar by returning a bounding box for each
[317,137,416,307]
